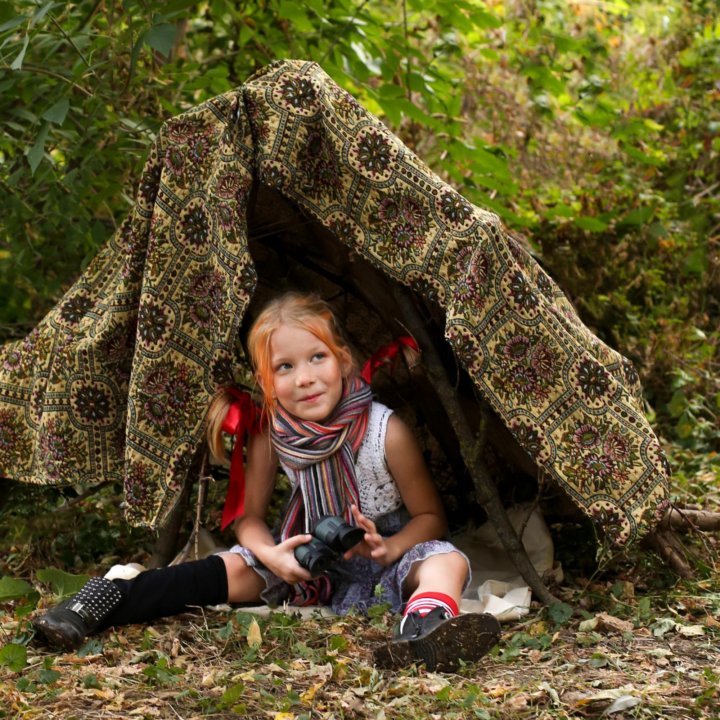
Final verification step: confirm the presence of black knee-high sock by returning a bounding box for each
[98,555,229,630]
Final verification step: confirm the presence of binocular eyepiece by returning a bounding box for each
[293,515,365,576]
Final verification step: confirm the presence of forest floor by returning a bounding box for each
[0,478,719,720]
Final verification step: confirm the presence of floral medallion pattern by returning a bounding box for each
[0,60,668,543]
[71,381,117,427]
[349,127,398,182]
[368,191,430,266]
[492,326,563,410]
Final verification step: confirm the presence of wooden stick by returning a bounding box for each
[662,507,720,532]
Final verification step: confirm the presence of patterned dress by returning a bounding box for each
[227,402,470,615]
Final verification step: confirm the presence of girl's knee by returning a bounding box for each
[444,549,469,578]
[220,552,250,578]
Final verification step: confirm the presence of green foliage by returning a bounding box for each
[35,567,89,598]
[548,601,573,627]
[0,575,32,600]
[0,642,27,671]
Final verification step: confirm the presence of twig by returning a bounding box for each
[52,481,112,510]
[0,63,92,96]
[193,453,211,560]
[643,529,694,579]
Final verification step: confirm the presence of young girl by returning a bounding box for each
[33,292,500,671]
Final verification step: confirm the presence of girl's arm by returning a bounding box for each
[234,429,313,583]
[348,414,448,566]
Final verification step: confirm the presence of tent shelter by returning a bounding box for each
[0,60,670,597]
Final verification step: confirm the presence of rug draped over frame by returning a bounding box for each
[0,60,669,545]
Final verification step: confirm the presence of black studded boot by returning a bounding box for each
[33,555,229,651]
[32,577,124,651]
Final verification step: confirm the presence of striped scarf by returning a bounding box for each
[272,377,373,541]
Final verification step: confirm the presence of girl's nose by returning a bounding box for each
[296,369,315,386]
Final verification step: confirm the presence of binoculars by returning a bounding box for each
[294,515,365,576]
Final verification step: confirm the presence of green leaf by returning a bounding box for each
[31,1,56,27]
[42,97,70,125]
[220,683,246,708]
[77,638,104,657]
[10,33,29,69]
[623,144,666,167]
[574,216,608,232]
[684,247,707,276]
[36,568,90,598]
[619,206,654,226]
[0,643,27,672]
[38,667,61,684]
[547,203,575,219]
[0,576,32,600]
[144,23,176,58]
[0,15,27,33]
[548,602,573,626]
[26,122,50,174]
[277,1,315,33]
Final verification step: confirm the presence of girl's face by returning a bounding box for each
[268,323,346,422]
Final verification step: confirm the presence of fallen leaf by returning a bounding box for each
[595,613,633,634]
[201,670,216,687]
[677,624,704,637]
[247,617,262,648]
[605,695,641,714]
[506,693,529,710]
[301,681,324,703]
[579,617,598,632]
[651,618,676,637]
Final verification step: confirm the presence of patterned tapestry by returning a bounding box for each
[0,60,669,545]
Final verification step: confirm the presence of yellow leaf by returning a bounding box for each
[301,681,324,702]
[88,688,116,700]
[247,617,262,648]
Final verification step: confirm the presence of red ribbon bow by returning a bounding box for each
[220,388,262,530]
[360,336,420,383]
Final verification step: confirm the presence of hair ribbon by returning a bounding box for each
[360,335,420,383]
[220,388,262,530]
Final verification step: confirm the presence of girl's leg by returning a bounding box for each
[102,553,265,628]
[375,549,501,672]
[34,553,264,650]
[403,550,468,609]
[222,552,266,603]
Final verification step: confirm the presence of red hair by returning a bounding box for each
[247,292,356,418]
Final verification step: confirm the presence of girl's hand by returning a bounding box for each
[258,534,314,584]
[344,505,395,567]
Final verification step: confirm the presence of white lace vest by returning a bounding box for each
[355,401,403,520]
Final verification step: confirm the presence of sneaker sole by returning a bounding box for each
[373,612,501,672]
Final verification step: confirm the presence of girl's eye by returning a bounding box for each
[276,362,292,372]
[312,352,326,362]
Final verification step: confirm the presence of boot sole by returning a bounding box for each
[373,612,501,672]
